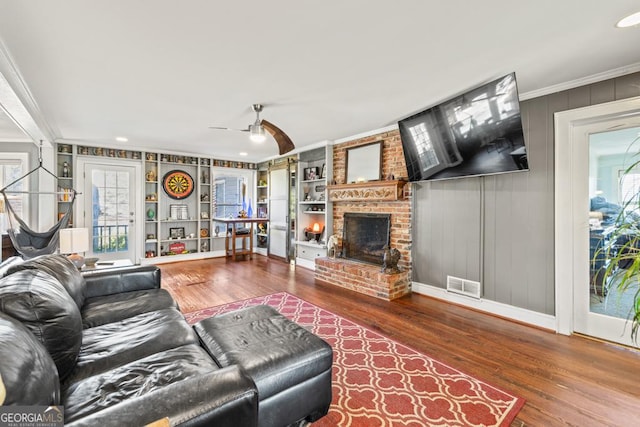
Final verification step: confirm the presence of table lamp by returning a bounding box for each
[312,223,322,242]
[59,227,89,269]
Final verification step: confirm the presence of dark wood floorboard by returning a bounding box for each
[159,256,640,427]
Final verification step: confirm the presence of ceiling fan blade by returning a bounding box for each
[261,119,295,155]
[208,126,250,132]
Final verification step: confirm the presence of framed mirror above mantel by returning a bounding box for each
[345,141,383,184]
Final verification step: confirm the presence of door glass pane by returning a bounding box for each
[92,168,130,253]
[588,127,640,319]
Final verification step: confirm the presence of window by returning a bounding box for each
[212,171,253,233]
[0,153,29,235]
[619,170,640,208]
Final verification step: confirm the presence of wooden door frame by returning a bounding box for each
[76,157,142,264]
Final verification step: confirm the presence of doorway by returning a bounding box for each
[79,160,141,264]
[555,96,640,347]
[269,165,290,260]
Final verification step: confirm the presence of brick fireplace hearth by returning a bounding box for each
[314,129,412,301]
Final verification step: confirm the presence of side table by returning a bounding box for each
[213,218,269,261]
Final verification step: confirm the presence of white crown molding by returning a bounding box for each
[0,137,33,143]
[519,62,640,101]
[258,139,334,162]
[0,39,54,146]
[330,65,640,148]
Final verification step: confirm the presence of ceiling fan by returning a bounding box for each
[209,104,295,155]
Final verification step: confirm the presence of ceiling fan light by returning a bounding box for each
[249,124,266,143]
[616,11,640,28]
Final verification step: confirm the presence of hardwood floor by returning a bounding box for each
[160,256,640,427]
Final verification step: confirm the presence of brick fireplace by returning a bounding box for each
[314,129,412,300]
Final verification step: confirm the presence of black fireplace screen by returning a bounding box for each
[341,213,391,265]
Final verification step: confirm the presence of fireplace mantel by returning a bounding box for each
[327,180,407,202]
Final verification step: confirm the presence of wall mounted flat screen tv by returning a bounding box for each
[398,73,528,182]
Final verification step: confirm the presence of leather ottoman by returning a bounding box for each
[194,305,333,427]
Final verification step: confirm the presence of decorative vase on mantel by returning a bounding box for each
[247,198,253,218]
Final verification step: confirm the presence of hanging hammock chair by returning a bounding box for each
[0,144,78,259]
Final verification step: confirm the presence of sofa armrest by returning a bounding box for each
[82,265,161,298]
[65,365,258,427]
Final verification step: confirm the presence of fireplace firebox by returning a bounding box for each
[341,213,391,265]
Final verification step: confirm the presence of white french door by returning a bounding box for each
[556,96,640,348]
[79,160,140,263]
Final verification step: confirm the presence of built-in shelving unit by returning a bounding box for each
[295,143,333,270]
[56,143,257,264]
[56,144,75,226]
[144,152,160,258]
[157,157,201,258]
[256,165,269,255]
[198,158,212,253]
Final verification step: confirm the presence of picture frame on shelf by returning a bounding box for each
[169,227,185,239]
[304,167,319,181]
[321,163,326,179]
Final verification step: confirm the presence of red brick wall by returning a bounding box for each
[314,128,413,299]
[330,129,412,272]
[316,257,410,300]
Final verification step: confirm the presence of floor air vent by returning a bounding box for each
[446,275,481,299]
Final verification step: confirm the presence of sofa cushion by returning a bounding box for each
[0,312,60,405]
[81,288,178,328]
[62,344,220,424]
[0,269,83,381]
[65,308,198,384]
[194,305,334,401]
[8,253,86,309]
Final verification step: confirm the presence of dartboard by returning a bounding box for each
[162,170,194,199]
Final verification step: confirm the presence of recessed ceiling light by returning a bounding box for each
[115,136,128,142]
[239,152,248,156]
[616,11,640,28]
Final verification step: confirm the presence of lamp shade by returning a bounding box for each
[59,228,89,254]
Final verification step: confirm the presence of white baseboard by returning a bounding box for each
[411,281,558,332]
[295,257,316,271]
[141,250,226,265]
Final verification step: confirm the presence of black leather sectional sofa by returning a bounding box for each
[0,254,332,426]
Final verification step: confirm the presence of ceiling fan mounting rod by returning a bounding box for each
[252,104,263,125]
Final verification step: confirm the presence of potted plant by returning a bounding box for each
[595,136,640,344]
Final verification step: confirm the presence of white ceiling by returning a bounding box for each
[0,0,639,162]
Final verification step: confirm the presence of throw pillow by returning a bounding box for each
[0,269,83,381]
[0,312,60,405]
[8,253,87,309]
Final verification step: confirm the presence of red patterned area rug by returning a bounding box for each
[184,292,524,427]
